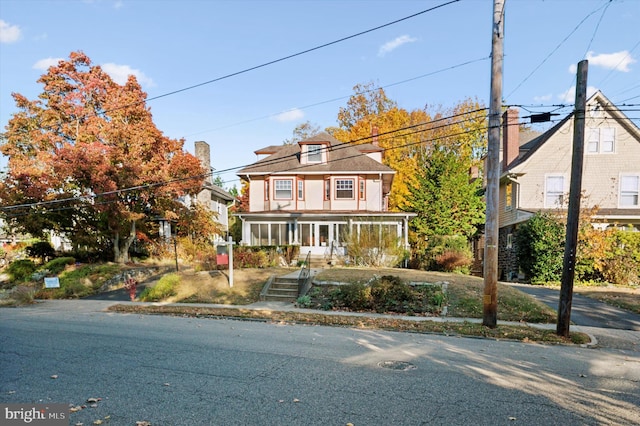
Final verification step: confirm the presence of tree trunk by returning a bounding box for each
[112,221,137,264]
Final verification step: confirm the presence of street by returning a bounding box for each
[1,300,639,425]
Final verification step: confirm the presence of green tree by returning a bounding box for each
[515,212,565,283]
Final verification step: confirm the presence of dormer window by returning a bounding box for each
[307,144,322,162]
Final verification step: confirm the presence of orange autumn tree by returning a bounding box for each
[0,51,204,263]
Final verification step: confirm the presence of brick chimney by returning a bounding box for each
[502,109,519,171]
[371,125,379,146]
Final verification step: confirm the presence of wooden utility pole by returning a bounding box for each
[483,0,505,328]
[557,60,588,337]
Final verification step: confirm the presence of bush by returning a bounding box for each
[7,259,37,282]
[42,257,76,275]
[434,249,472,273]
[515,212,565,283]
[26,241,56,263]
[370,276,414,313]
[330,282,371,311]
[233,247,269,268]
[139,273,179,301]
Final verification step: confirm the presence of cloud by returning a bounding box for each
[114,0,124,9]
[558,85,598,103]
[0,19,21,43]
[33,57,64,70]
[586,51,636,72]
[378,35,417,57]
[273,109,304,122]
[569,51,636,74]
[101,63,155,87]
[533,94,552,102]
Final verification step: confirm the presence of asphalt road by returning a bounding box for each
[1,300,639,425]
[505,283,640,331]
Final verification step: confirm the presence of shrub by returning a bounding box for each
[42,257,76,275]
[26,241,56,264]
[11,285,37,305]
[330,282,371,311]
[233,247,269,268]
[515,212,565,283]
[139,273,179,301]
[434,249,472,273]
[370,276,414,313]
[7,259,37,282]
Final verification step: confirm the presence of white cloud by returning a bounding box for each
[533,94,552,102]
[378,35,417,57]
[569,51,636,74]
[33,57,64,71]
[558,85,598,103]
[273,109,304,122]
[586,50,636,72]
[0,19,21,43]
[101,63,155,87]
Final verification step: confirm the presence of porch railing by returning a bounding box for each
[298,251,312,296]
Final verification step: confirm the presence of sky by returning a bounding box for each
[1,0,639,191]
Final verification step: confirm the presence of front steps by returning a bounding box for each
[260,275,299,303]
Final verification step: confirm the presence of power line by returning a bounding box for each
[505,0,609,100]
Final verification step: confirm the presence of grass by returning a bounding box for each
[110,266,590,345]
[573,286,640,314]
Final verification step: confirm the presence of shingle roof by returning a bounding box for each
[238,132,394,175]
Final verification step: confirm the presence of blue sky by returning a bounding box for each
[1,0,639,191]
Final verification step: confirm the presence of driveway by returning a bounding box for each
[505,282,640,331]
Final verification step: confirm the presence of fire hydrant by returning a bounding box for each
[123,275,138,301]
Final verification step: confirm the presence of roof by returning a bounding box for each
[238,132,394,176]
[202,182,235,202]
[505,91,640,173]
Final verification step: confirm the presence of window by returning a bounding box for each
[264,179,269,201]
[506,233,513,249]
[359,178,366,201]
[620,175,639,207]
[324,178,330,200]
[335,179,354,199]
[274,179,293,199]
[545,175,564,207]
[297,179,304,200]
[587,128,615,153]
[307,144,322,162]
[505,182,513,211]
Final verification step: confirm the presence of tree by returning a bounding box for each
[0,51,204,263]
[405,147,485,268]
[283,121,322,145]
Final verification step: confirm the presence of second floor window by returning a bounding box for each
[274,179,293,199]
[336,179,354,199]
[620,175,639,207]
[587,128,615,153]
[359,179,366,201]
[545,175,564,207]
[307,144,322,162]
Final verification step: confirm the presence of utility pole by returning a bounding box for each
[557,59,588,337]
[483,0,505,328]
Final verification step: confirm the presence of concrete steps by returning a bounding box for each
[261,276,299,303]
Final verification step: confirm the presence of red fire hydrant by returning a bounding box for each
[123,275,138,301]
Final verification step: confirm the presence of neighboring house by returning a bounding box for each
[168,141,235,242]
[160,141,234,243]
[235,132,415,261]
[496,91,640,280]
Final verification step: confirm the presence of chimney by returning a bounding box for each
[371,125,379,146]
[502,109,519,171]
[194,141,212,184]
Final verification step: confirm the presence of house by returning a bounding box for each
[235,132,415,263]
[497,91,640,280]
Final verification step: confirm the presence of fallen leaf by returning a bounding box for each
[104,416,110,420]
[278,400,284,403]
[87,398,99,403]
[70,406,83,413]
[163,383,170,387]
[90,404,98,408]
[135,422,152,426]
[51,375,58,379]
[509,416,517,420]
[93,421,103,425]
[293,398,300,403]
